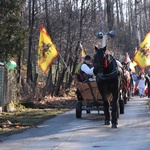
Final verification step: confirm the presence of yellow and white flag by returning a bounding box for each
[38,25,58,73]
[80,43,86,57]
[133,30,150,69]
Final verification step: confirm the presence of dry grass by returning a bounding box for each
[0,98,77,139]
[0,108,68,138]
[0,87,78,139]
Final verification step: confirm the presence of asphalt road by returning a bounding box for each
[0,96,150,150]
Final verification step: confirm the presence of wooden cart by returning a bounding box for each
[75,78,112,118]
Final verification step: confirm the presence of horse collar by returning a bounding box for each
[98,55,118,80]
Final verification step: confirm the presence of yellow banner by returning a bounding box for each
[132,61,137,67]
[133,30,150,69]
[81,48,86,57]
[129,62,136,72]
[80,43,86,57]
[38,25,58,73]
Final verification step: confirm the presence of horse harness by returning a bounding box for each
[95,53,120,80]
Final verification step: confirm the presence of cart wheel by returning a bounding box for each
[119,99,124,114]
[76,101,82,118]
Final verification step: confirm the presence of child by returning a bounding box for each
[137,74,146,97]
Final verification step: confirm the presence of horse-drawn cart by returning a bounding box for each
[75,77,124,119]
[75,78,113,118]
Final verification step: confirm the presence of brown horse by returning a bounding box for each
[121,62,132,103]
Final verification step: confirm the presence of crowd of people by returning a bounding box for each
[134,69,150,98]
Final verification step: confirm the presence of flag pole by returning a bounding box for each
[58,53,74,79]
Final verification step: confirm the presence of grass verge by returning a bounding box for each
[0,108,68,139]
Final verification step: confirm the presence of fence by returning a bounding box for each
[0,63,5,112]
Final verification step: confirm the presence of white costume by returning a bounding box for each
[137,74,145,97]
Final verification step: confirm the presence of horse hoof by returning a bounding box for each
[105,120,110,125]
[112,124,117,128]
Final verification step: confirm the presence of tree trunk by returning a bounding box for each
[135,0,141,46]
[106,0,114,30]
[27,0,35,83]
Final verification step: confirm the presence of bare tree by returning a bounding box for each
[6,0,150,101]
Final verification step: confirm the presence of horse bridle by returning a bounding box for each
[95,52,112,72]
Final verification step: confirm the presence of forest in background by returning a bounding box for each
[0,0,150,103]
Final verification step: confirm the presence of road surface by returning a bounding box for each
[0,96,150,150]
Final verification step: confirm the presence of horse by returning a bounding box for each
[121,62,132,104]
[93,46,124,128]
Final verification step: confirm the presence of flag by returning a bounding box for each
[79,43,86,63]
[75,62,82,73]
[38,25,58,73]
[80,43,86,57]
[133,30,150,69]
[132,61,137,67]
[129,62,136,72]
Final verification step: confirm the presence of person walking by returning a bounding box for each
[137,74,146,97]
[138,69,145,79]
